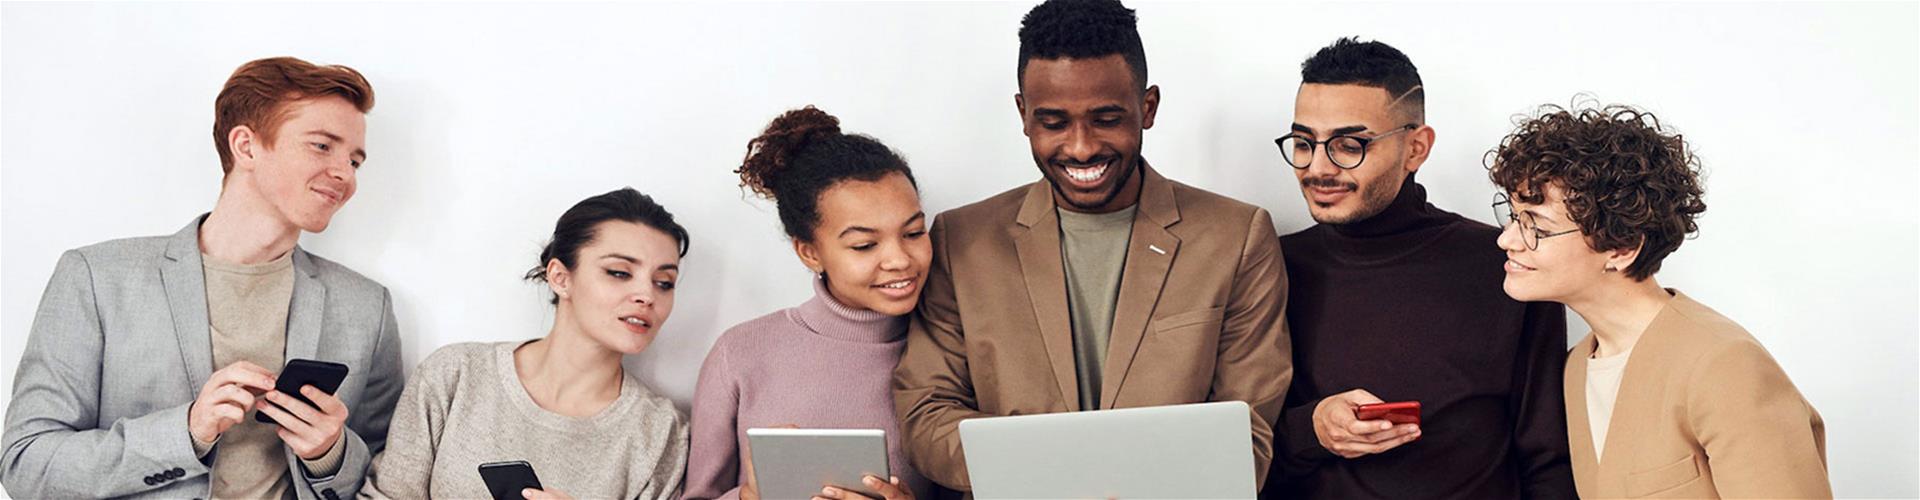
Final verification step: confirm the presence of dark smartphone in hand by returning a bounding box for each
[478,461,544,500]
[1354,401,1422,425]
[255,359,349,424]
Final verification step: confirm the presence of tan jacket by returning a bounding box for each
[891,165,1293,492]
[1566,290,1830,498]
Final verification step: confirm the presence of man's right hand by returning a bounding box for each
[1312,388,1420,459]
[187,361,277,444]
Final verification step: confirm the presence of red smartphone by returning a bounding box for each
[1353,401,1421,425]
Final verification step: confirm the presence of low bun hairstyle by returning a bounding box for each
[735,106,916,241]
[525,187,690,304]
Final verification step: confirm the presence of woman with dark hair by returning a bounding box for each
[362,188,692,500]
[1488,102,1830,498]
[683,106,928,500]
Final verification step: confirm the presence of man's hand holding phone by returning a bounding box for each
[187,361,277,445]
[1312,389,1421,459]
[253,359,352,460]
[255,384,350,459]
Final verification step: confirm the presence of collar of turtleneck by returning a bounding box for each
[1317,177,1463,264]
[792,276,909,344]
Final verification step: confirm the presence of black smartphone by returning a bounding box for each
[254,358,350,424]
[478,461,544,500]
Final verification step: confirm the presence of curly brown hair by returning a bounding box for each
[736,106,915,242]
[1486,101,1707,281]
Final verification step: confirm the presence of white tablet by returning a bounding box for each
[959,401,1257,499]
[745,428,889,499]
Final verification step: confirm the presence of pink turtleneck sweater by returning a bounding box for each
[683,279,929,499]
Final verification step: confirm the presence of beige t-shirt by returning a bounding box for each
[194,252,344,499]
[1058,206,1136,411]
[201,252,296,499]
[1585,346,1634,461]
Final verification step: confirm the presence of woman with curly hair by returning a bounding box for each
[1487,102,1830,498]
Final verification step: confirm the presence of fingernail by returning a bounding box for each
[823,487,838,495]
[864,476,880,486]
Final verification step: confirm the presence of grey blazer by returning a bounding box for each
[2,216,405,500]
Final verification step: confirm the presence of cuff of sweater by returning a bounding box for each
[1284,402,1338,463]
[300,436,347,478]
[191,431,218,459]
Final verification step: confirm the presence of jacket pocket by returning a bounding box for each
[1153,306,1225,332]
[1627,452,1702,497]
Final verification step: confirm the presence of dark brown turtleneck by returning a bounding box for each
[1263,178,1576,500]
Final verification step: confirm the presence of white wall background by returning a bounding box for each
[3,1,1915,497]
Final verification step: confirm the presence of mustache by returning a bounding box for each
[1302,176,1357,190]
[1051,154,1120,169]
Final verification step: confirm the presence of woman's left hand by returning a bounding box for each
[811,475,912,500]
[522,487,574,500]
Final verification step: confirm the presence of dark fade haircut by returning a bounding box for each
[525,187,691,304]
[1017,0,1148,91]
[1486,100,1706,281]
[1301,37,1425,123]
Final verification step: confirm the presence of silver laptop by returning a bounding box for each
[958,401,1257,499]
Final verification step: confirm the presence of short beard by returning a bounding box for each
[1308,170,1406,225]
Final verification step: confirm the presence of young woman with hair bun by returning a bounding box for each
[684,106,931,500]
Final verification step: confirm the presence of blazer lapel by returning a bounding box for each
[283,248,327,364]
[160,216,216,394]
[1011,181,1081,411]
[1591,292,1684,487]
[1099,165,1180,409]
[1565,334,1601,489]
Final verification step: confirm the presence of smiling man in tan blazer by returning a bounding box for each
[891,0,1292,493]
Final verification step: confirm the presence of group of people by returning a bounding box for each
[1,0,1832,498]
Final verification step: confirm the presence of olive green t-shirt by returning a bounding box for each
[1057,206,1136,411]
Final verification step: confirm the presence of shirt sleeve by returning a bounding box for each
[683,335,746,500]
[1688,339,1831,497]
[1508,300,1577,499]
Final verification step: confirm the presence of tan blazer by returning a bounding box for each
[892,165,1293,492]
[1566,290,1829,498]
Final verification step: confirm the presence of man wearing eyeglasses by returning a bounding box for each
[1261,37,1576,499]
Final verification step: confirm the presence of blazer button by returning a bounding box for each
[171,467,185,477]
[142,476,157,486]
